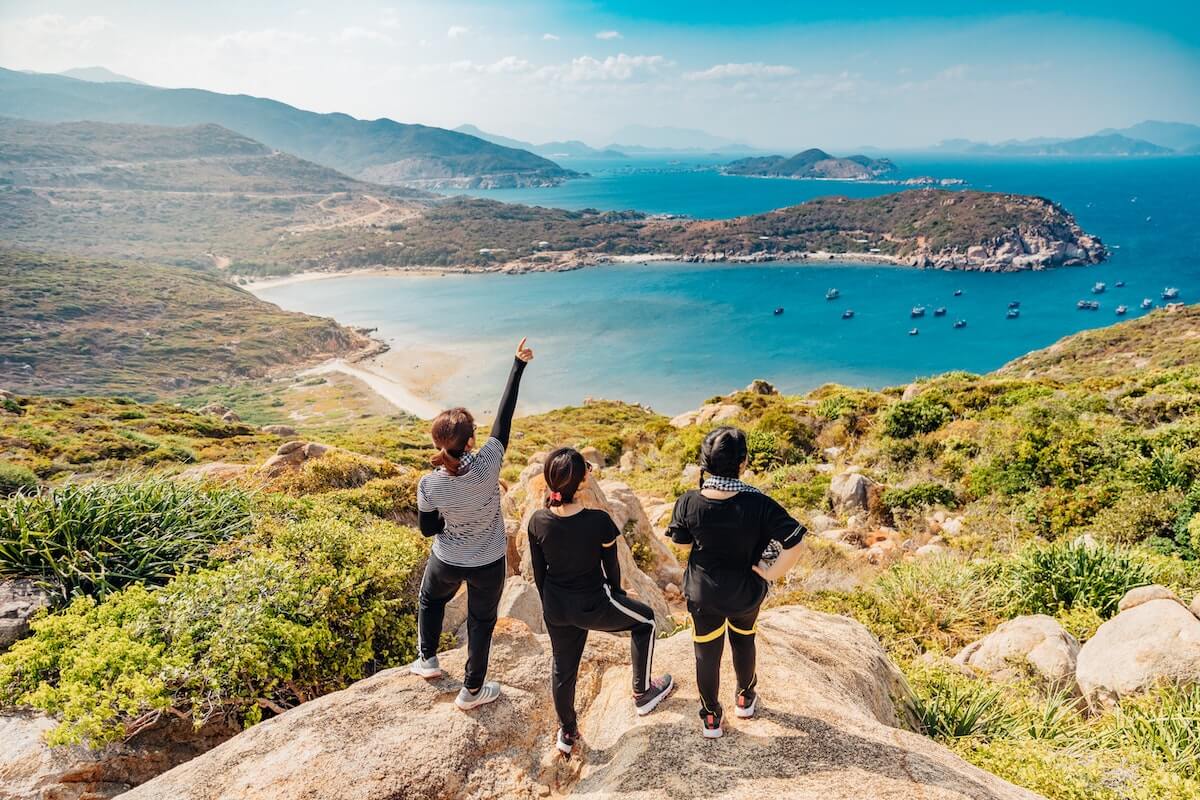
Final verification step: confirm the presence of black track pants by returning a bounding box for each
[689,601,761,718]
[544,586,656,733]
[417,552,506,691]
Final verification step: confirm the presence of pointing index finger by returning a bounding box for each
[517,337,528,351]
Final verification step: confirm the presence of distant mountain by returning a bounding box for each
[1095,120,1200,152]
[454,124,627,159]
[57,66,145,85]
[606,124,752,152]
[723,148,896,180]
[0,68,577,188]
[934,130,1176,156]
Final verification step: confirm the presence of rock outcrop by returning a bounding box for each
[668,403,742,428]
[953,615,1080,693]
[828,471,876,516]
[122,608,1042,800]
[1075,598,1200,707]
[0,579,50,653]
[0,712,236,800]
[259,441,330,477]
[1116,584,1179,613]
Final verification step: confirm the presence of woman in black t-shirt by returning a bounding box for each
[527,447,674,756]
[667,426,807,739]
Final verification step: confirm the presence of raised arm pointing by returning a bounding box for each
[491,337,534,449]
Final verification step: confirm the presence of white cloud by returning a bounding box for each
[380,7,402,29]
[595,30,621,40]
[536,53,670,83]
[684,62,798,81]
[447,25,469,39]
[1,13,114,50]
[542,33,559,41]
[211,28,317,56]
[332,26,393,46]
[937,64,969,81]
[432,57,533,75]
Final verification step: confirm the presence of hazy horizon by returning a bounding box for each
[2,1,1199,150]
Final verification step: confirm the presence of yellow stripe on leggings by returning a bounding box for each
[692,620,727,643]
[728,622,757,636]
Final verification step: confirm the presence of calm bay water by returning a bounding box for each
[259,155,1200,415]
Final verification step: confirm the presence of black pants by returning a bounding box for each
[417,552,506,691]
[544,585,656,733]
[689,600,761,717]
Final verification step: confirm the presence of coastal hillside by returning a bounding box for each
[0,68,576,188]
[1,305,1198,799]
[999,302,1200,381]
[0,118,430,265]
[723,148,896,179]
[0,250,369,397]
[290,189,1103,274]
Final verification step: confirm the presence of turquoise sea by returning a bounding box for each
[257,155,1200,415]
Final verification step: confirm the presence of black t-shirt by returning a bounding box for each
[667,490,805,614]
[527,508,622,595]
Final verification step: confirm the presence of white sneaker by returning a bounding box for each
[409,655,443,678]
[556,728,578,755]
[455,681,501,710]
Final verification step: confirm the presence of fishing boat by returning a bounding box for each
[908,328,919,336]
[1163,287,1180,300]
[773,307,785,316]
[953,319,967,329]
[1008,300,1021,309]
[1115,305,1128,316]
[1141,298,1154,310]
[953,289,963,297]
[1077,300,1100,311]
[1115,280,1126,288]
[911,306,926,318]
[1007,309,1020,319]
[1092,282,1106,294]
[825,288,840,300]
[842,309,855,319]
[934,307,947,317]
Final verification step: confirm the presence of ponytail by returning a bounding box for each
[430,407,475,476]
[544,447,588,508]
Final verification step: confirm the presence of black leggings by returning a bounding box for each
[544,586,656,733]
[417,552,506,691]
[689,600,761,717]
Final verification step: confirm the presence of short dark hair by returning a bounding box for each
[544,447,588,507]
[430,407,475,476]
[699,426,747,481]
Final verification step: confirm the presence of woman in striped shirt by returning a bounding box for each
[409,338,533,711]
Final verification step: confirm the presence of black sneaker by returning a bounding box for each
[734,687,758,719]
[556,728,578,756]
[634,674,674,716]
[700,708,724,739]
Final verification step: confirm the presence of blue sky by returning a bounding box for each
[1,1,1198,149]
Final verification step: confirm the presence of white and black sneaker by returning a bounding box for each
[409,655,443,678]
[634,674,674,716]
[556,728,578,756]
[701,708,724,739]
[455,681,502,711]
[734,687,758,719]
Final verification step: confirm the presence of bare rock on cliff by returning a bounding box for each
[0,712,236,800]
[0,579,50,653]
[259,441,331,477]
[669,403,742,428]
[828,471,877,516]
[1117,584,1180,613]
[1076,598,1200,708]
[122,608,1042,800]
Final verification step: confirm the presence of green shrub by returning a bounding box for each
[883,482,958,511]
[275,450,400,494]
[0,480,252,603]
[882,396,950,439]
[867,558,1003,655]
[910,666,1011,740]
[1005,540,1150,619]
[1109,685,1200,781]
[318,474,420,520]
[1088,490,1183,546]
[0,510,425,746]
[0,461,38,497]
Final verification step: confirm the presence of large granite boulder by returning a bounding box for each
[668,403,742,428]
[259,441,331,477]
[0,579,50,653]
[953,615,1080,692]
[1075,598,1200,707]
[828,471,877,516]
[1116,584,1179,613]
[0,712,235,800]
[121,608,1042,800]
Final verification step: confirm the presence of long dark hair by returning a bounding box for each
[430,407,475,476]
[698,426,747,487]
[544,447,588,508]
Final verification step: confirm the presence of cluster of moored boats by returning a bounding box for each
[771,284,1183,332]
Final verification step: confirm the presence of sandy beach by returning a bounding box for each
[301,355,444,420]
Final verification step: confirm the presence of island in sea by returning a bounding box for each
[722,148,897,180]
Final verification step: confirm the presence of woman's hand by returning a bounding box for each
[515,337,534,363]
[751,560,775,582]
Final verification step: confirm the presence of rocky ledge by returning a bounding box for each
[121,607,1042,800]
